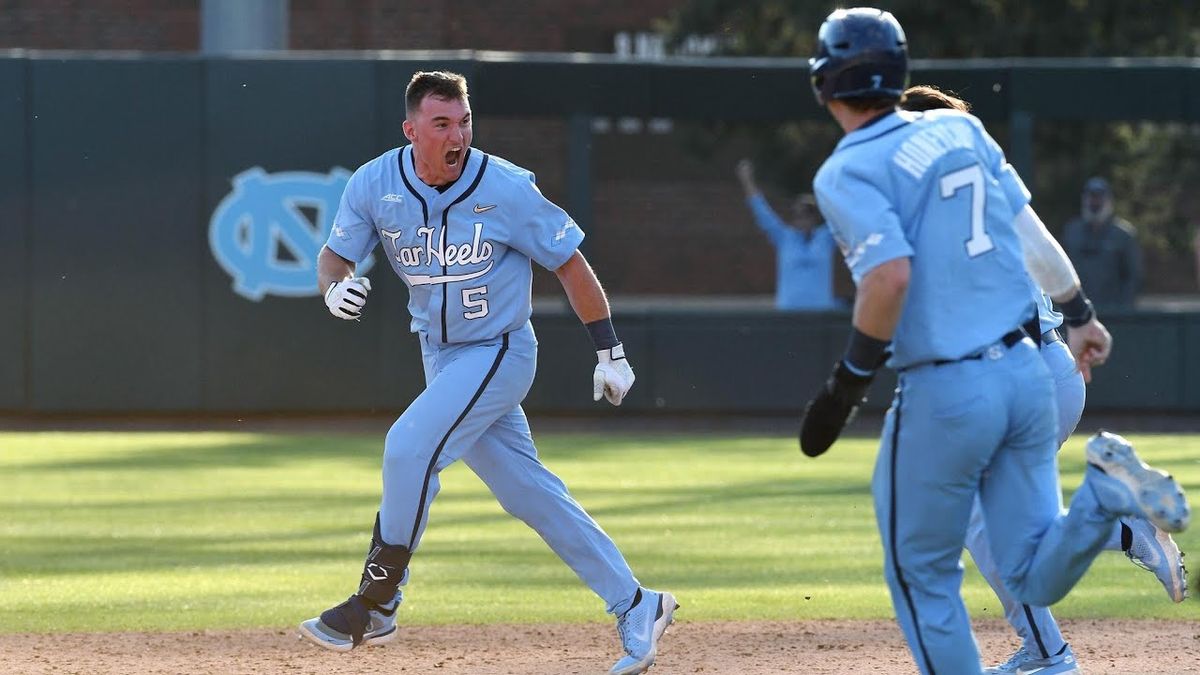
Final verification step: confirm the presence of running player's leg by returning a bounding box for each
[981,346,1114,607]
[462,406,641,616]
[1040,339,1167,559]
[962,338,1081,665]
[379,332,536,551]
[300,332,535,651]
[965,502,1067,668]
[984,338,1191,609]
[1039,340,1125,552]
[1037,341,1187,600]
[465,406,677,675]
[873,362,1009,675]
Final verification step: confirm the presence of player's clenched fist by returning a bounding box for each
[1067,317,1112,383]
[324,277,372,320]
[593,344,635,406]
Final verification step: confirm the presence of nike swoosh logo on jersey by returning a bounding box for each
[381,194,404,203]
[473,203,497,213]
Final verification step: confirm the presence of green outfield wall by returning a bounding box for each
[2,52,1197,415]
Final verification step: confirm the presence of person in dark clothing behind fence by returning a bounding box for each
[1060,177,1142,308]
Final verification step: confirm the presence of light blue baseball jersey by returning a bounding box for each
[1035,290,1064,336]
[746,195,840,310]
[327,146,585,343]
[814,109,1039,368]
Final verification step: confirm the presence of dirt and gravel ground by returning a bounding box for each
[4,619,1199,674]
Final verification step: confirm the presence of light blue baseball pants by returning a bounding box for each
[376,321,640,616]
[874,339,1123,674]
[963,337,1126,662]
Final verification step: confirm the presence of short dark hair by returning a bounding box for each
[405,71,469,116]
[901,85,970,113]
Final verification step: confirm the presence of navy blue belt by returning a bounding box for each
[930,328,1027,367]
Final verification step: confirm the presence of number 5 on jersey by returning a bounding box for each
[462,286,489,319]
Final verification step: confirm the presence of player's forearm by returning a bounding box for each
[852,257,909,341]
[317,245,356,295]
[556,251,625,354]
[1011,207,1098,323]
[555,251,611,324]
[1013,205,1080,301]
[798,255,906,458]
[1049,287,1085,305]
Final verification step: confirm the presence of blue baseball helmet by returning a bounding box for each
[809,7,909,106]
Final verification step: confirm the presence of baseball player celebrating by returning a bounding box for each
[798,9,1190,674]
[902,85,1188,675]
[298,71,677,675]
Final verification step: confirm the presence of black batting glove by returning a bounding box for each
[799,360,876,458]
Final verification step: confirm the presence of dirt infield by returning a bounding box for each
[4,619,1198,674]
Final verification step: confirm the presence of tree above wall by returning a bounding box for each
[661,0,1200,60]
[658,0,1200,291]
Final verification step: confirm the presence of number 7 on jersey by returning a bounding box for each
[940,164,995,258]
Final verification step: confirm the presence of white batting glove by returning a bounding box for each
[593,344,635,406]
[324,277,372,320]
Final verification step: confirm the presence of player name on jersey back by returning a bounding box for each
[892,119,976,180]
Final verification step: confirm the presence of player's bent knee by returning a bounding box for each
[383,423,439,461]
[381,439,436,475]
[1009,578,1067,608]
[1015,589,1065,607]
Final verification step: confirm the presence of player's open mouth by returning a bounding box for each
[445,147,462,167]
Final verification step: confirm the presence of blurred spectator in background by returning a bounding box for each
[735,159,840,311]
[1061,177,1142,308]
[1193,229,1200,290]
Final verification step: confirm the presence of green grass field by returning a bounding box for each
[1,430,1198,633]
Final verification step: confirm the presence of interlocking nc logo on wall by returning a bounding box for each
[209,167,374,301]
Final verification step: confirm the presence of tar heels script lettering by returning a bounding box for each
[381,222,494,286]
